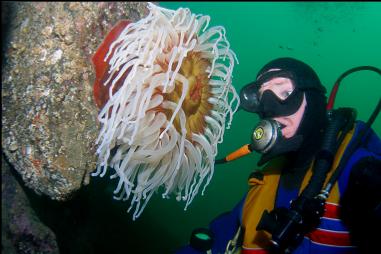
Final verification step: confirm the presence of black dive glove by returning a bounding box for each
[290,196,325,233]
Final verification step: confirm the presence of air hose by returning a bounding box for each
[320,97,381,200]
[298,108,356,200]
[327,66,381,110]
[310,66,381,200]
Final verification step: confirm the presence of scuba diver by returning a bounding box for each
[176,57,381,254]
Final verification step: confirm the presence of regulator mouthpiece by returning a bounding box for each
[215,119,283,164]
[251,119,281,154]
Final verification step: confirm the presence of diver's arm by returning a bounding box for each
[340,156,381,253]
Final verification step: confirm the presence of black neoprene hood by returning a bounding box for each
[243,57,328,166]
[256,57,326,94]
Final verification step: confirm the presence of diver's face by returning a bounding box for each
[259,77,306,139]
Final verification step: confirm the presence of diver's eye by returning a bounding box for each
[281,90,293,99]
[259,77,294,100]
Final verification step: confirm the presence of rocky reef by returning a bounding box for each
[2,155,59,254]
[2,2,150,253]
[2,2,148,201]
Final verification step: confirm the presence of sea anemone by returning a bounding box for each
[92,2,239,220]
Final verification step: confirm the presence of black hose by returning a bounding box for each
[366,98,381,128]
[324,98,381,192]
[336,66,381,85]
[328,66,381,109]
[299,108,355,199]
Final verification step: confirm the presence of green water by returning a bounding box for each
[112,2,381,252]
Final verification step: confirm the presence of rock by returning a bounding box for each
[1,2,149,200]
[1,154,59,254]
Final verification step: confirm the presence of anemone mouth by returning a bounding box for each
[91,2,240,220]
[161,52,213,140]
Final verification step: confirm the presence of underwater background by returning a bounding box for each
[3,2,380,253]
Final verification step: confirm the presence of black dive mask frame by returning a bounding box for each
[240,70,304,117]
[258,89,304,118]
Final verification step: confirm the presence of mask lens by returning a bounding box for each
[258,89,304,118]
[258,77,295,101]
[239,82,261,113]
